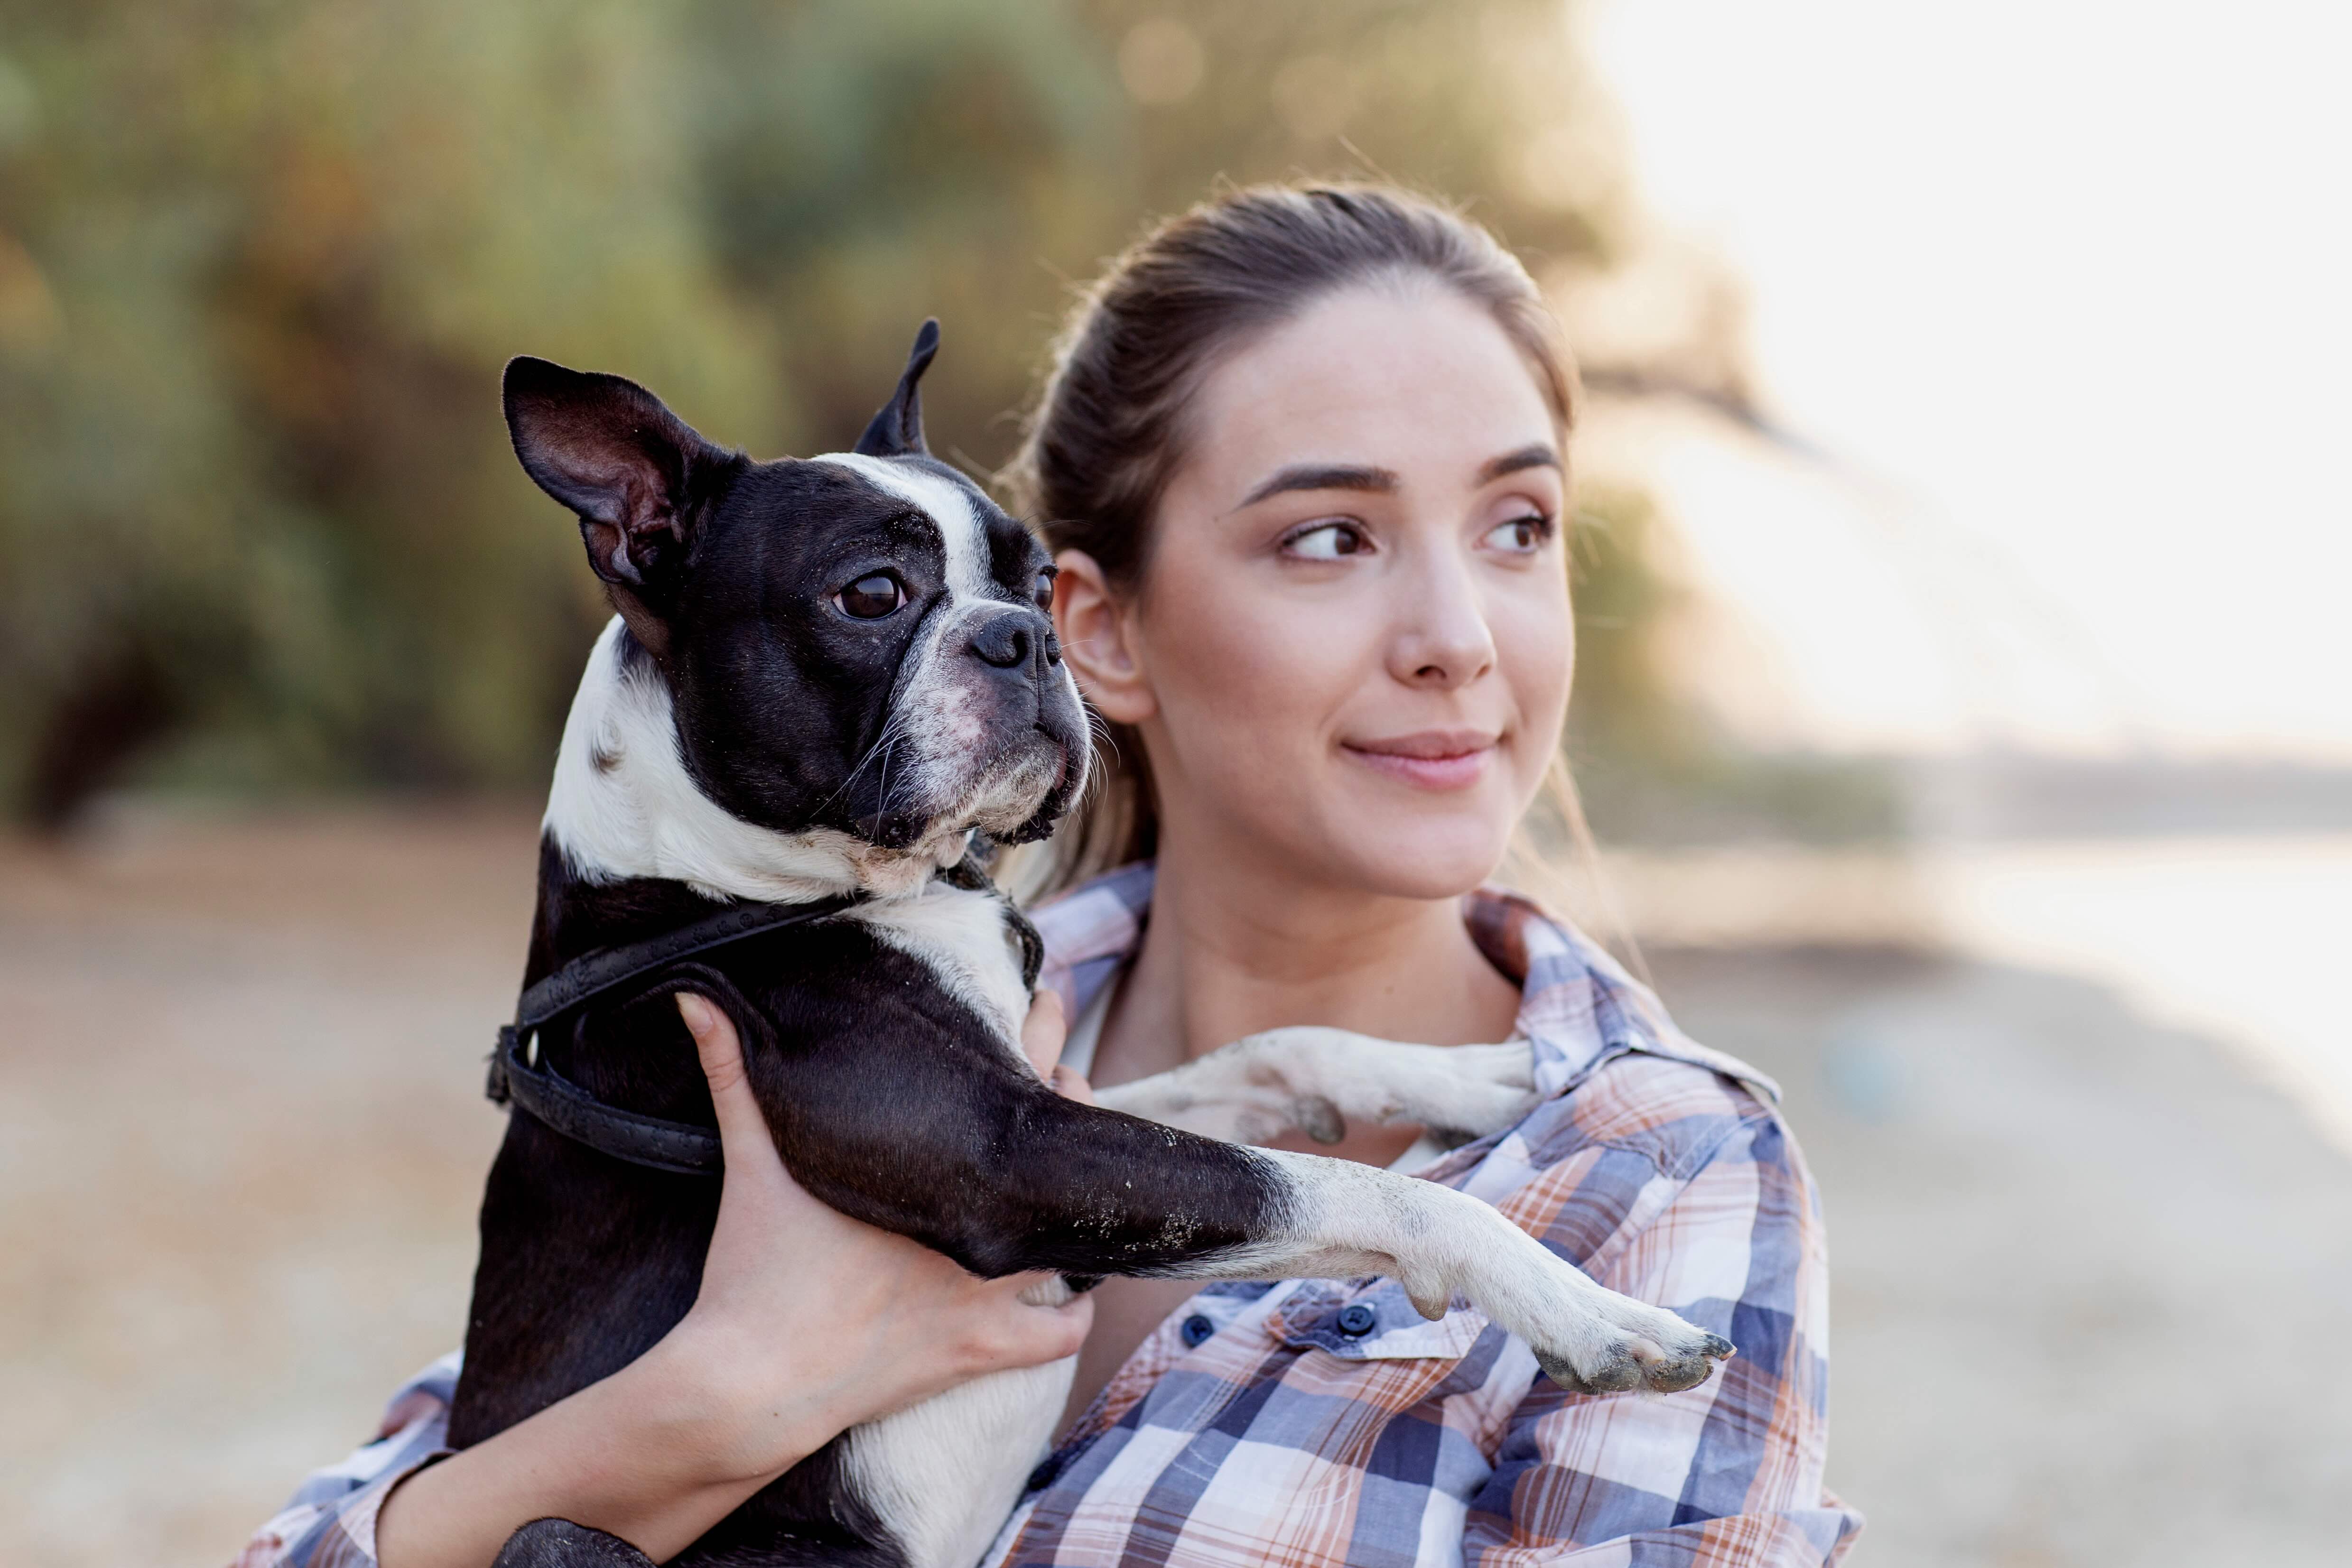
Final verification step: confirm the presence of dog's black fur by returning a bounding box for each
[456,842,1287,1565]
[499,335,1079,852]
[452,330,1291,1567]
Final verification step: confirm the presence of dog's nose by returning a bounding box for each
[971,609,1047,671]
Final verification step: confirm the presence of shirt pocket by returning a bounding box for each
[1272,1279,1496,1368]
[1252,1280,1507,1503]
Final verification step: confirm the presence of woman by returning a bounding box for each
[240,184,1860,1567]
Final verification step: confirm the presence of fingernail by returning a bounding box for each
[676,993,714,1035]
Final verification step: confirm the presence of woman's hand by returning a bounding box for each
[654,989,1093,1482]
[377,989,1090,1568]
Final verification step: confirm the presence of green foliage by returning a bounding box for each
[0,0,1657,821]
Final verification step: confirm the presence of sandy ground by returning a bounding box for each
[1657,946,2352,1566]
[3,805,2347,1566]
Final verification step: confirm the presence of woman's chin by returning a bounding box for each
[1319,810,1514,901]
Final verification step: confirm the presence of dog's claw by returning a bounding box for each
[1534,1327,1736,1396]
[1534,1347,1642,1394]
[1405,1283,1452,1321]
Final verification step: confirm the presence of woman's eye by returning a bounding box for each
[1032,569,1056,610]
[835,574,905,619]
[1484,515,1551,554]
[1283,522,1369,560]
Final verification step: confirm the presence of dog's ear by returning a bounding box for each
[503,357,727,613]
[852,319,939,458]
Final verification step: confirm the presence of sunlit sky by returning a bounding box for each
[1582,0,2352,759]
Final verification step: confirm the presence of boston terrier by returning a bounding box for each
[456,324,1735,1568]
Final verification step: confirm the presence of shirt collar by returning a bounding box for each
[1030,862,1778,1108]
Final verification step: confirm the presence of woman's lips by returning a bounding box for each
[1340,731,1499,791]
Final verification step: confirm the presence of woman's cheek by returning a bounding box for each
[1156,572,1364,792]
[1496,575,1575,747]
[1180,551,1325,680]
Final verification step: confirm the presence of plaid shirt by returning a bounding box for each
[237,866,1860,1567]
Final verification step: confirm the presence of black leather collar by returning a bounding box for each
[484,856,1042,1177]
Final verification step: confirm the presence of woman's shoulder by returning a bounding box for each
[1429,992,1809,1289]
[1520,1046,1794,1214]
[1442,884,1798,1196]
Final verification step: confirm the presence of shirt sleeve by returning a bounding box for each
[1463,1112,1864,1566]
[230,1352,461,1568]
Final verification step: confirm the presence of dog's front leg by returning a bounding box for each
[1178,1148,1735,1394]
[1092,1029,1537,1147]
[760,1016,1730,1397]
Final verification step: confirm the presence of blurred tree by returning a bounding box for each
[678,0,1633,473]
[2,0,1839,838]
[0,0,773,816]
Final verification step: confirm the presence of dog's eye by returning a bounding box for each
[835,574,904,619]
[1032,569,1056,610]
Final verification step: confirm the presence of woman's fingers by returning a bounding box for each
[1019,987,1067,1079]
[1021,991,1095,1102]
[678,993,782,1170]
[1023,991,1097,1103]
[989,1301,1094,1370]
[662,990,1098,1466]
[963,1272,1096,1372]
[681,989,1091,1357]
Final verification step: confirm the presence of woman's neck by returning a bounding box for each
[1087,833,1524,1092]
[1064,821,1531,1437]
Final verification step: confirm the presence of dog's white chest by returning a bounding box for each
[845,1357,1073,1568]
[851,885,1033,1049]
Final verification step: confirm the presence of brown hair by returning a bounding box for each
[999,181,1592,904]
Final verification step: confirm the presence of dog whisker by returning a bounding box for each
[813,707,914,817]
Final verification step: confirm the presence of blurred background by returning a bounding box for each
[2,0,2347,1562]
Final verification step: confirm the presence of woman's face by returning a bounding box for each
[1057,281,1573,900]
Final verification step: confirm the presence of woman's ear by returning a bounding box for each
[1052,549,1156,726]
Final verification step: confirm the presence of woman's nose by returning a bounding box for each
[1387,555,1496,690]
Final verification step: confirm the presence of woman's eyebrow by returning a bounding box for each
[1478,444,1562,483]
[1238,462,1400,507]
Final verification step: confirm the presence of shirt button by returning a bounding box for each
[1336,1303,1377,1337]
[1025,1455,1062,1492]
[1180,1313,1215,1348]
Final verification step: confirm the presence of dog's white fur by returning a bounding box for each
[854,885,1034,1043]
[1096,1031,1537,1147]
[813,454,1069,845]
[539,468,1725,1568]
[814,454,992,599]
[545,617,947,901]
[844,1352,1073,1568]
[546,454,1060,903]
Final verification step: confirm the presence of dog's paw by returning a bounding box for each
[1099,1031,1540,1150]
[1413,1040,1540,1140]
[1233,1030,1539,1143]
[1530,1300,1735,1396]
